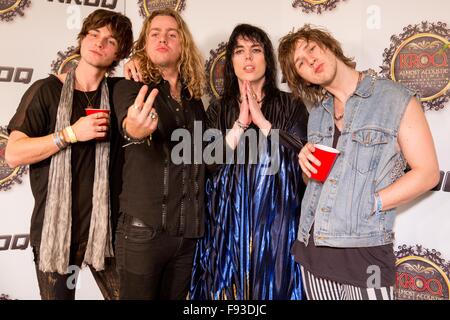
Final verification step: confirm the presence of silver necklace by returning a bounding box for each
[334,71,362,121]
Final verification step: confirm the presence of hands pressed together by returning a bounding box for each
[237,80,271,133]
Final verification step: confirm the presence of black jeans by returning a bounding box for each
[33,242,119,300]
[115,213,197,300]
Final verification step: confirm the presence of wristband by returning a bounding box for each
[58,131,69,147]
[372,192,383,215]
[52,131,68,150]
[65,126,78,143]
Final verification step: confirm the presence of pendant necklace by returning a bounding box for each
[334,71,362,121]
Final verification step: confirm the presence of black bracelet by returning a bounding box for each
[123,123,146,143]
[235,119,249,130]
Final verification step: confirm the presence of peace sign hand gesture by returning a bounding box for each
[124,85,159,139]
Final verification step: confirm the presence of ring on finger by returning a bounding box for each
[149,111,158,120]
[132,104,140,110]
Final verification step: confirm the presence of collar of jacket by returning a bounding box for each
[321,68,378,109]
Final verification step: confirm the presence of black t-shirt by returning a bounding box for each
[7,74,122,246]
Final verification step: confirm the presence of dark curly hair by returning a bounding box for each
[222,24,278,103]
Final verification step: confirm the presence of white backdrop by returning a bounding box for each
[1,0,449,300]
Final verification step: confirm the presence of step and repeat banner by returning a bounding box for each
[1,0,449,300]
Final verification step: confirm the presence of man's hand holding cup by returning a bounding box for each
[71,110,110,142]
[298,143,340,182]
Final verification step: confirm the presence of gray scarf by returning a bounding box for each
[39,69,113,274]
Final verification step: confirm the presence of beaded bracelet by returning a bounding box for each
[235,119,249,131]
[122,123,151,147]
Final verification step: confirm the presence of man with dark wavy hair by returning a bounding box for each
[6,9,133,300]
[278,25,439,300]
[189,23,308,300]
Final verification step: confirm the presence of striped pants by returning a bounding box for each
[301,266,394,300]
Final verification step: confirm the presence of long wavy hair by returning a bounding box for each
[278,24,356,104]
[132,8,205,99]
[222,24,278,104]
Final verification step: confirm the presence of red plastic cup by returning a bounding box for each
[85,108,110,141]
[309,144,340,183]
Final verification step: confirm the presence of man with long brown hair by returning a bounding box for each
[112,8,206,299]
[278,25,439,300]
[6,9,133,300]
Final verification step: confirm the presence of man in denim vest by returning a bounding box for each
[278,25,440,300]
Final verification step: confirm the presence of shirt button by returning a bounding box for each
[321,207,331,213]
[176,108,180,112]
[329,179,337,184]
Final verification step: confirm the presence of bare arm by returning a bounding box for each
[6,131,61,168]
[5,113,109,168]
[378,97,440,210]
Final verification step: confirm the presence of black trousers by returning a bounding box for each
[115,213,197,300]
[33,242,119,300]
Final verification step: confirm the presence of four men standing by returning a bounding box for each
[5,10,440,300]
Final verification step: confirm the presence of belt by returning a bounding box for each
[124,214,148,228]
[130,217,147,227]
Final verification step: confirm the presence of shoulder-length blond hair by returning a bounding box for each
[278,24,356,105]
[132,8,205,99]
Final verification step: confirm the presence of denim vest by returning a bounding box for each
[298,70,415,248]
